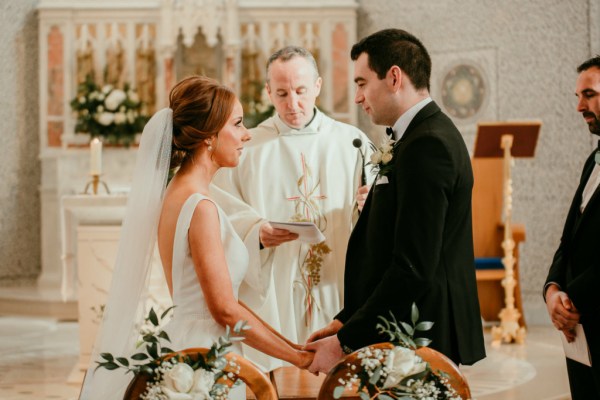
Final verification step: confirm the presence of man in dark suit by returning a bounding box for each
[544,56,600,399]
[305,28,485,373]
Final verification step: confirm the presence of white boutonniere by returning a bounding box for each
[368,136,397,177]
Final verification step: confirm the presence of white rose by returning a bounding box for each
[128,90,140,103]
[381,152,393,164]
[382,347,427,389]
[79,96,86,104]
[162,387,193,400]
[96,105,104,113]
[104,89,127,111]
[370,151,382,165]
[163,363,195,394]
[114,112,127,124]
[102,84,113,94]
[189,369,215,400]
[127,110,136,123]
[96,112,114,126]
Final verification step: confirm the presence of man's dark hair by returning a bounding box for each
[577,55,600,73]
[351,29,431,91]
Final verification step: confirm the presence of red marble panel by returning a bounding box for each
[47,26,64,147]
[47,121,63,147]
[332,23,349,113]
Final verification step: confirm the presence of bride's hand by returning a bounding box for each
[290,342,304,351]
[294,349,314,369]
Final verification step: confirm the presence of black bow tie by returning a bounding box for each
[386,127,394,138]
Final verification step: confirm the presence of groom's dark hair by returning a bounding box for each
[351,28,431,91]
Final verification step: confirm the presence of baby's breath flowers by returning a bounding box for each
[95,307,248,400]
[333,304,464,400]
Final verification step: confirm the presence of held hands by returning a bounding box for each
[294,349,315,369]
[355,185,371,212]
[303,320,345,375]
[259,222,299,248]
[303,335,344,374]
[545,284,580,342]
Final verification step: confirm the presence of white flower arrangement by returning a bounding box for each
[333,304,464,400]
[70,76,148,146]
[368,136,397,177]
[95,307,248,400]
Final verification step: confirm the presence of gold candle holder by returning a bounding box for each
[84,174,111,195]
[491,134,526,346]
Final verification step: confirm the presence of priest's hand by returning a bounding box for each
[306,319,343,344]
[259,222,299,248]
[545,284,580,334]
[304,335,344,374]
[356,185,371,212]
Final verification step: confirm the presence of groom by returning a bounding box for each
[305,29,486,372]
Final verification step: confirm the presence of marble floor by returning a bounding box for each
[0,316,571,400]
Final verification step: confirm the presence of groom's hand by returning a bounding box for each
[304,335,344,374]
[306,319,343,344]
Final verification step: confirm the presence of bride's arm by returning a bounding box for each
[239,300,302,350]
[188,201,312,368]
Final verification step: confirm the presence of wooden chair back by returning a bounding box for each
[318,343,471,400]
[123,348,277,400]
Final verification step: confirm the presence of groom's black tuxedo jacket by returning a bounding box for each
[335,101,485,365]
[545,150,600,364]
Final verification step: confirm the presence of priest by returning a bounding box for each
[211,46,373,370]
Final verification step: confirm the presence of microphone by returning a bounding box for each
[353,138,367,186]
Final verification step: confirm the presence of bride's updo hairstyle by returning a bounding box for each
[168,75,237,169]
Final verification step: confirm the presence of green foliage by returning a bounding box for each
[95,305,248,382]
[333,303,462,400]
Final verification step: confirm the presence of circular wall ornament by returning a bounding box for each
[441,63,486,120]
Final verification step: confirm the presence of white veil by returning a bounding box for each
[79,108,173,399]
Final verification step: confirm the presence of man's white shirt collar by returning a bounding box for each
[390,97,432,140]
[273,108,323,136]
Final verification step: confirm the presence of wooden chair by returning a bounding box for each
[472,157,526,326]
[122,348,277,400]
[318,343,471,400]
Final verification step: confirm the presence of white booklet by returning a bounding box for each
[560,324,592,367]
[269,221,325,244]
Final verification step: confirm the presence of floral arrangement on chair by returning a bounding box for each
[95,307,248,400]
[332,304,465,400]
[70,76,149,146]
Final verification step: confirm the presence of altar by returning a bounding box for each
[61,193,171,382]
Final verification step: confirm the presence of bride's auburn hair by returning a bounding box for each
[169,75,237,169]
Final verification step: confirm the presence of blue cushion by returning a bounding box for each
[474,257,504,270]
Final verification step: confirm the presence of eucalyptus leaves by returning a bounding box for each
[95,307,249,400]
[333,303,463,400]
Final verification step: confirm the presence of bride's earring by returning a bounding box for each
[206,140,213,152]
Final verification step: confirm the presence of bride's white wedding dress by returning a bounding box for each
[163,193,249,399]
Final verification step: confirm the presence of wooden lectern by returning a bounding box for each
[472,121,540,345]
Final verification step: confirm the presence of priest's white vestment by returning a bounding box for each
[210,109,373,370]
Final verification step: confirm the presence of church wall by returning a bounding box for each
[0,1,41,285]
[356,0,596,324]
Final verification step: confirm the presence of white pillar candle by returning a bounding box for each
[90,138,102,175]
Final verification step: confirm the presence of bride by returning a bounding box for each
[79,76,313,399]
